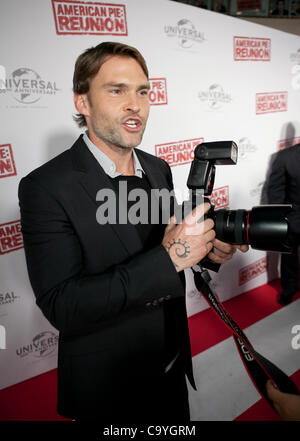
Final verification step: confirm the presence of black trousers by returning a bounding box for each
[160,356,190,422]
[281,236,300,296]
[75,355,190,423]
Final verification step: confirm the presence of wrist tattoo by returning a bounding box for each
[166,239,190,266]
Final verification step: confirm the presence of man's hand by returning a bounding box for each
[208,239,249,264]
[266,380,300,421]
[162,203,216,272]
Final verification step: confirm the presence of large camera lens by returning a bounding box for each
[214,205,292,252]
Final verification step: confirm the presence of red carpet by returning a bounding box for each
[235,369,300,421]
[188,278,300,356]
[0,369,69,421]
[0,278,299,421]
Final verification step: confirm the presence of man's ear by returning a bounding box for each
[74,94,90,118]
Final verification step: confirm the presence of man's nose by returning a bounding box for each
[124,92,140,113]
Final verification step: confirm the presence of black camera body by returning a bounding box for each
[186,141,292,253]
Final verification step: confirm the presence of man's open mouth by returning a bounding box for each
[122,118,142,131]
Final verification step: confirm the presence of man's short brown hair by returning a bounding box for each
[73,41,149,128]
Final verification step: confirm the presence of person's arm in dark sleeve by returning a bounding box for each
[267,153,286,204]
[18,176,184,336]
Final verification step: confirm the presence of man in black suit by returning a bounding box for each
[267,144,300,305]
[19,42,245,422]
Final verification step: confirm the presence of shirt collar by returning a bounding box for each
[82,131,144,178]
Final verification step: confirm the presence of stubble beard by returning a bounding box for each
[91,119,146,151]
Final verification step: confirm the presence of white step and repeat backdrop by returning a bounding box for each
[1,0,300,391]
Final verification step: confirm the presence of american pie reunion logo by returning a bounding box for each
[256,91,287,114]
[278,136,300,151]
[52,0,128,35]
[0,220,23,255]
[0,144,17,178]
[239,257,267,286]
[234,37,271,61]
[149,79,168,106]
[210,186,229,210]
[155,138,204,167]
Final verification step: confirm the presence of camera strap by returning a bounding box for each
[191,265,299,407]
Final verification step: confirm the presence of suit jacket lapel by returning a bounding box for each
[136,149,175,222]
[70,136,143,257]
[136,150,166,190]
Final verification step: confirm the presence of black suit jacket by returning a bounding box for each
[267,143,300,234]
[19,135,195,419]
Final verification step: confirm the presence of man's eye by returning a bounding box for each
[139,90,149,96]
[111,89,121,95]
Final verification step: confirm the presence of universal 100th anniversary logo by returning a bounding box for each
[0,68,61,106]
[164,18,205,49]
[16,331,58,358]
[198,84,232,110]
